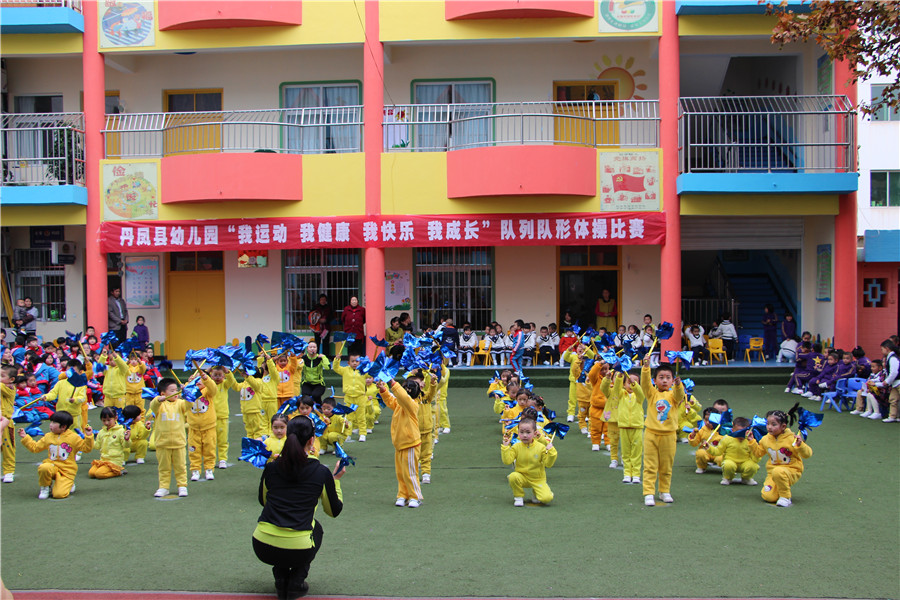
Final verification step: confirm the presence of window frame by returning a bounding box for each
[279,80,362,154]
[871,84,899,122]
[870,170,900,207]
[413,247,494,331]
[410,78,497,151]
[282,248,361,333]
[12,249,66,322]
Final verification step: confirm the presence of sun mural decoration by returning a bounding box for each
[594,55,648,100]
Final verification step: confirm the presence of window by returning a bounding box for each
[283,249,360,331]
[862,278,888,308]
[870,171,900,207]
[415,247,492,330]
[8,95,64,184]
[282,82,361,154]
[169,251,223,271]
[413,80,493,151]
[165,90,223,113]
[13,249,65,321]
[871,85,899,121]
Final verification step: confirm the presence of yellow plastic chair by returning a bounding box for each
[472,339,492,365]
[708,338,728,365]
[744,337,766,363]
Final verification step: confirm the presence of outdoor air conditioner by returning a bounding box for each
[50,241,77,265]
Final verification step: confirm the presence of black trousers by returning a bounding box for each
[301,383,327,401]
[253,521,324,582]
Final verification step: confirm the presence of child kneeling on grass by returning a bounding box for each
[89,406,130,479]
[704,416,760,486]
[501,415,557,507]
[747,409,812,507]
[19,410,93,499]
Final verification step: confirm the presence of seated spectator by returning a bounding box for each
[537,326,556,366]
[457,323,478,367]
[683,324,709,365]
[558,328,577,366]
[777,336,800,363]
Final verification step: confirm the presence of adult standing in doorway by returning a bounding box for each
[594,288,617,332]
[341,296,366,357]
[309,294,332,353]
[12,297,39,334]
[108,287,129,342]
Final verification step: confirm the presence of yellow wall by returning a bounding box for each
[0,33,82,56]
[681,195,840,216]
[0,205,86,226]
[678,15,780,37]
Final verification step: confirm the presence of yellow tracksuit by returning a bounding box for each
[493,391,512,415]
[264,435,286,462]
[435,365,450,430]
[501,403,524,436]
[332,357,368,438]
[44,380,87,431]
[124,363,147,414]
[562,347,595,417]
[597,375,620,461]
[128,419,150,461]
[2,382,17,476]
[588,363,609,446]
[185,377,218,472]
[678,397,702,441]
[320,414,350,453]
[235,379,267,439]
[748,428,812,502]
[576,378,593,431]
[215,372,241,463]
[274,356,301,402]
[607,376,645,478]
[708,436,760,482]
[249,359,279,433]
[21,428,94,498]
[365,383,381,430]
[689,424,723,470]
[148,395,191,489]
[102,354,130,408]
[418,382,438,476]
[90,423,130,478]
[501,438,558,503]
[640,365,686,497]
[381,381,422,502]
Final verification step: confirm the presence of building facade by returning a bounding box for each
[1,0,863,358]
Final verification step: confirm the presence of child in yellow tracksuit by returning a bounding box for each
[587,360,611,450]
[265,414,288,461]
[291,396,322,457]
[604,371,645,483]
[147,378,191,497]
[332,354,368,442]
[186,371,218,482]
[435,363,451,434]
[101,350,130,409]
[365,378,381,432]
[747,410,813,507]
[273,352,302,406]
[124,355,147,414]
[688,408,724,473]
[319,397,350,453]
[19,411,94,499]
[89,407,130,479]
[576,362,593,435]
[487,370,511,400]
[43,367,88,431]
[122,405,150,464]
[417,370,439,484]
[640,357,686,506]
[501,415,557,506]
[1,365,17,482]
[211,366,239,468]
[232,371,267,439]
[243,359,279,435]
[678,395,702,443]
[492,382,518,416]
[500,389,526,436]
[562,344,593,423]
[706,417,760,486]
[376,378,423,507]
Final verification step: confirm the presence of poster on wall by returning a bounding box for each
[816,244,832,302]
[99,1,156,49]
[124,256,160,309]
[102,161,159,221]
[238,250,268,268]
[385,271,411,311]
[599,151,660,211]
[598,0,659,34]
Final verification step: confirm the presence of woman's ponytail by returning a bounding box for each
[278,416,314,475]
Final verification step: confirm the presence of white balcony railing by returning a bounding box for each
[383,100,660,151]
[104,107,363,158]
[0,0,83,11]
[1,112,85,186]
[679,95,856,174]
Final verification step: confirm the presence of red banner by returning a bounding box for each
[99,212,666,253]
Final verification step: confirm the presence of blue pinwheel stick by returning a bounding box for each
[333,442,356,473]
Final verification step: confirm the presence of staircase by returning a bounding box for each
[728,274,786,338]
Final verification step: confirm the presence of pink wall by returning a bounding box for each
[447,146,596,198]
[158,1,302,31]
[445,1,594,20]
[160,153,302,204]
[857,263,898,357]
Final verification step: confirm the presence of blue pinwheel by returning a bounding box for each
[543,421,570,440]
[570,323,581,335]
[309,412,328,437]
[181,379,202,403]
[255,333,270,351]
[577,358,595,383]
[369,335,389,348]
[329,402,358,416]
[276,395,301,416]
[271,331,307,355]
[681,378,696,395]
[655,322,675,340]
[333,442,356,471]
[65,330,82,346]
[157,359,174,372]
[100,331,119,347]
[64,370,88,388]
[791,405,824,440]
[239,437,272,469]
[666,350,694,371]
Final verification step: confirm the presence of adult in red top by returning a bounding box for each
[341,296,366,357]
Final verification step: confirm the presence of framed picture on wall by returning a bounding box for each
[124,255,160,308]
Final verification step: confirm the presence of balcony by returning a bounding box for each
[678,95,858,195]
[1,112,86,206]
[158,0,302,31]
[0,0,84,33]
[104,107,362,204]
[445,1,594,20]
[384,100,658,198]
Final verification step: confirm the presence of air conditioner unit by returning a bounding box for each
[50,241,77,265]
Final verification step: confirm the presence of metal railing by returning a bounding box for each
[0,0,82,10]
[679,95,856,173]
[682,298,740,332]
[103,106,363,158]
[1,112,85,186]
[384,100,659,151]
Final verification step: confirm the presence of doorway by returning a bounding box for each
[165,251,225,359]
[558,246,620,329]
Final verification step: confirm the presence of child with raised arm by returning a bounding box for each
[640,356,686,505]
[19,411,93,499]
[147,377,191,497]
[605,371,644,483]
[747,409,813,507]
[234,368,268,440]
[122,404,150,465]
[1,364,17,483]
[501,415,557,507]
[332,352,368,442]
[250,355,280,432]
[123,352,147,413]
[186,369,219,482]
[562,342,593,424]
[101,347,130,409]
[43,359,88,431]
[705,416,759,486]
[211,365,240,468]
[587,360,611,452]
[89,406,131,479]
[364,376,381,433]
[376,377,423,508]
[415,370,439,484]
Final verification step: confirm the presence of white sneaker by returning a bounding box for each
[622,475,632,483]
[869,413,883,420]
[591,444,600,451]
[679,437,689,444]
[883,417,898,423]
[580,427,589,435]
[70,483,75,493]
[605,444,611,451]
[178,486,188,497]
[776,497,792,507]
[205,469,215,480]
[631,476,641,484]
[352,429,359,435]
[218,460,228,469]
[136,458,145,464]
[358,435,366,442]
[366,428,373,433]
[75,452,82,461]
[442,428,450,434]
[38,486,50,499]
[801,391,813,398]
[745,478,758,486]
[422,473,431,484]
[513,497,524,507]
[394,498,406,507]
[702,360,708,365]
[566,415,574,422]
[720,479,731,485]
[190,470,200,481]
[791,387,802,394]
[695,468,705,474]
[850,410,861,415]
[659,493,674,503]
[859,411,871,417]
[784,387,792,393]
[644,495,655,506]
[609,460,618,469]
[407,499,421,508]
[154,488,169,497]
[2,473,14,483]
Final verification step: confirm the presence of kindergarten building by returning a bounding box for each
[1,0,888,359]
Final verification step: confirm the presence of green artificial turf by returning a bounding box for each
[2,378,898,599]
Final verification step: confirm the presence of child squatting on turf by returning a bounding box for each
[703,416,760,486]
[747,409,813,507]
[89,406,131,479]
[501,414,557,506]
[19,410,93,499]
